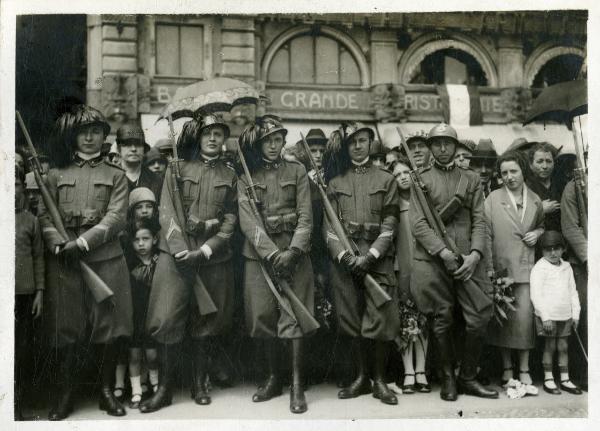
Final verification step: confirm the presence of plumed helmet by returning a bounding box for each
[339,122,375,145]
[50,104,111,168]
[427,123,459,145]
[238,115,287,172]
[128,187,156,209]
[458,139,476,153]
[256,115,288,143]
[198,114,230,139]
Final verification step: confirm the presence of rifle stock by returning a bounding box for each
[236,143,319,335]
[299,133,391,308]
[166,115,217,316]
[397,127,490,313]
[16,111,114,303]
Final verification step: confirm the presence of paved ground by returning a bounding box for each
[21,381,587,420]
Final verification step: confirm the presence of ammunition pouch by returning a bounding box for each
[345,221,381,241]
[264,212,298,234]
[438,172,469,223]
[185,214,221,237]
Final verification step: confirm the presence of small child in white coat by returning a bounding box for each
[530,231,582,395]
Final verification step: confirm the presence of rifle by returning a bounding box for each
[166,113,217,316]
[397,127,490,312]
[236,144,320,335]
[299,133,392,308]
[572,168,588,238]
[16,111,113,303]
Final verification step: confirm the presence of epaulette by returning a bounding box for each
[105,159,125,171]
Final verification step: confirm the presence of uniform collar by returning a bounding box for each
[74,152,104,167]
[433,159,456,171]
[200,154,220,168]
[351,157,371,174]
[262,158,282,170]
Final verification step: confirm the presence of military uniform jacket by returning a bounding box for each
[39,156,128,262]
[410,163,486,261]
[325,162,399,262]
[561,180,587,265]
[160,158,237,265]
[238,159,312,260]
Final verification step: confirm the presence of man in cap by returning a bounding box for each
[116,123,162,202]
[385,146,402,171]
[409,123,498,401]
[454,139,476,169]
[143,114,238,411]
[237,115,315,413]
[324,122,400,406]
[470,139,499,198]
[155,138,174,162]
[39,105,132,419]
[402,130,431,169]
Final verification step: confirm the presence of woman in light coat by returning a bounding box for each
[484,151,544,386]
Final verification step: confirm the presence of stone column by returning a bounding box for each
[497,36,524,87]
[86,15,103,109]
[220,16,256,80]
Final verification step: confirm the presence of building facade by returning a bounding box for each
[80,12,586,151]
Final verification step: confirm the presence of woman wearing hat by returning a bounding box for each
[39,105,132,419]
[147,114,238,411]
[237,115,315,414]
[323,122,400,406]
[483,151,544,388]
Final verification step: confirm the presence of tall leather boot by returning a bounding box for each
[140,343,176,413]
[457,334,498,399]
[435,333,458,401]
[253,338,283,402]
[372,341,398,405]
[208,336,234,388]
[191,339,211,405]
[48,344,76,421]
[290,338,307,413]
[98,344,126,416]
[338,338,371,399]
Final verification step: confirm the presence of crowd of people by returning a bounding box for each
[14,104,588,420]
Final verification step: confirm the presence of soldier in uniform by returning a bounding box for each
[146,114,237,410]
[409,123,498,401]
[324,122,400,405]
[237,115,315,414]
[39,105,132,419]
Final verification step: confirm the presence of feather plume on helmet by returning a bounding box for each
[49,104,110,168]
[323,127,349,184]
[238,115,287,173]
[177,114,230,161]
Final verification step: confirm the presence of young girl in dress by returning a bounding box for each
[391,158,430,394]
[530,230,582,395]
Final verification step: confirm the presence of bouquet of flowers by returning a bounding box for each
[314,287,333,330]
[394,299,428,353]
[490,268,517,326]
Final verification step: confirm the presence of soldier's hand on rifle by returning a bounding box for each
[453,251,481,281]
[174,250,196,275]
[351,252,377,278]
[439,248,460,273]
[340,251,358,272]
[184,249,209,263]
[60,240,82,264]
[272,247,301,277]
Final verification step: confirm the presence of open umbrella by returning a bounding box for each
[523,79,587,128]
[159,77,260,121]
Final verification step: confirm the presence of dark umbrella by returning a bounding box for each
[159,77,260,121]
[523,80,587,128]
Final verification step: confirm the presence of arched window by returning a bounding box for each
[267,34,361,86]
[409,48,488,86]
[531,54,583,88]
